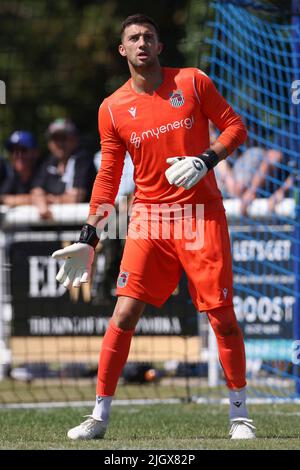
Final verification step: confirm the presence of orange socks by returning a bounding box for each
[206,305,246,390]
[96,320,135,397]
[97,307,245,397]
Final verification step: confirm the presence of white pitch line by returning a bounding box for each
[1,396,300,410]
[192,397,300,405]
[0,398,182,410]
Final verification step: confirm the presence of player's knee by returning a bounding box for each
[211,319,240,338]
[112,298,145,330]
[208,307,241,338]
[112,309,137,330]
[219,322,241,338]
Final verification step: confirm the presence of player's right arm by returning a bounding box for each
[52,100,127,288]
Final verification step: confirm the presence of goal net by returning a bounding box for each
[199,0,300,401]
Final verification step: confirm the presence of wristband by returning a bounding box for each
[200,149,219,171]
[78,223,99,249]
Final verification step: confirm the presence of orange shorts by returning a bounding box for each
[116,210,233,312]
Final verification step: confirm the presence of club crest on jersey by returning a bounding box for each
[169,90,185,108]
[117,271,129,288]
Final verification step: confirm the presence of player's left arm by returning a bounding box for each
[165,70,247,190]
[198,70,247,156]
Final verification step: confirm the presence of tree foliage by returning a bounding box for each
[0,0,189,154]
[0,0,292,154]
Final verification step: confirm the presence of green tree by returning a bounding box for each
[0,0,189,155]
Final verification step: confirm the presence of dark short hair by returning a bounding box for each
[121,14,160,39]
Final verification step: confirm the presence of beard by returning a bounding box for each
[129,55,157,69]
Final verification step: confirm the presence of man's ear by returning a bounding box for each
[119,44,127,57]
[157,42,163,55]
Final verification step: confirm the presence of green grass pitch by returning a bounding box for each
[0,403,299,450]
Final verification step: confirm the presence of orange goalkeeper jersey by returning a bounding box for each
[89,67,247,215]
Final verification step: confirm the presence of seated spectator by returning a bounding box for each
[31,118,96,218]
[214,148,266,200]
[238,147,284,213]
[211,122,286,214]
[240,120,299,212]
[267,121,300,211]
[0,131,41,206]
[268,172,295,211]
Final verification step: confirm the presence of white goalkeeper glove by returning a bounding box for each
[165,149,219,190]
[52,243,95,288]
[52,224,99,288]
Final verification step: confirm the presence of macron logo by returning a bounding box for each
[128,107,137,118]
[223,288,228,299]
[233,401,242,408]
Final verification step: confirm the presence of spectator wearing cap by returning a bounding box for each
[31,118,96,217]
[0,131,41,207]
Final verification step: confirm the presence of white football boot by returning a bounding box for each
[229,417,256,440]
[67,415,107,440]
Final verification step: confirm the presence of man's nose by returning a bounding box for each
[137,36,146,47]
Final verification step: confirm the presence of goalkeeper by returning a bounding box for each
[52,14,256,440]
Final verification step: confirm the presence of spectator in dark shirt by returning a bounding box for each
[0,130,41,207]
[0,156,10,194]
[31,118,97,218]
